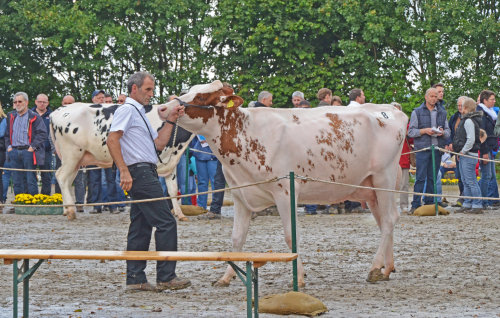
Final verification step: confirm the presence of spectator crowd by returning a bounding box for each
[0,83,497,216]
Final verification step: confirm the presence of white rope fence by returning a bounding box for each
[2,145,499,209]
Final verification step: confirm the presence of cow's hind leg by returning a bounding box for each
[366,175,399,283]
[165,172,188,221]
[55,148,83,220]
[214,198,252,287]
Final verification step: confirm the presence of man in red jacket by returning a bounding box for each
[5,92,47,195]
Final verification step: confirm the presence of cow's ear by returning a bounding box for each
[220,95,244,109]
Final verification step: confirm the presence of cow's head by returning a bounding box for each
[158,80,244,131]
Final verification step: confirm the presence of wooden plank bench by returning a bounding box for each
[0,249,298,318]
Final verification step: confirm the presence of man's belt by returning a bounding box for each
[12,146,29,150]
[127,162,156,170]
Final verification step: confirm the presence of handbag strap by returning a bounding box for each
[126,103,163,164]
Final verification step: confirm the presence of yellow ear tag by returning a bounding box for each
[227,100,234,108]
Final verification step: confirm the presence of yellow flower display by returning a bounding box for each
[13,193,63,205]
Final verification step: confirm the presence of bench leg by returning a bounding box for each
[12,259,45,318]
[228,261,260,318]
[246,262,252,318]
[253,267,259,318]
[13,260,18,318]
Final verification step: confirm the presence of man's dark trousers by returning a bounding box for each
[126,163,177,285]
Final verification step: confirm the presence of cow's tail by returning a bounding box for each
[395,166,403,191]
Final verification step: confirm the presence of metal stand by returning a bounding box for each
[228,261,259,318]
[12,259,45,318]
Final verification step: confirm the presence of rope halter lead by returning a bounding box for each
[160,99,212,164]
[174,97,214,109]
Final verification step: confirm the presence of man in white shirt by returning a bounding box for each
[347,88,365,107]
[107,71,190,292]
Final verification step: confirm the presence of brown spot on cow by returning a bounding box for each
[376,118,386,127]
[285,189,289,195]
[278,183,283,188]
[307,159,315,168]
[307,149,314,157]
[185,107,214,124]
[229,159,235,165]
[323,113,358,153]
[292,115,300,124]
[216,107,246,158]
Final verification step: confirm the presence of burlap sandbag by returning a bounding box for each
[180,205,207,216]
[259,291,327,317]
[413,204,449,216]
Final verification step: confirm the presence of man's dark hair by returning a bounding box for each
[431,82,444,89]
[317,88,332,101]
[127,71,155,94]
[348,89,363,102]
[298,100,311,107]
[104,93,112,98]
[479,90,495,104]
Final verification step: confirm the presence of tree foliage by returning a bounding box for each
[0,0,498,114]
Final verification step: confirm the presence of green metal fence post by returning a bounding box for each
[431,145,438,216]
[289,171,298,291]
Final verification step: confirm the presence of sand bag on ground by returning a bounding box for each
[259,291,327,316]
[413,205,449,216]
[180,205,207,216]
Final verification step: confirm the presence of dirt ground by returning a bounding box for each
[0,188,499,317]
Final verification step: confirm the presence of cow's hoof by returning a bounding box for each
[66,211,76,221]
[289,280,306,288]
[178,216,189,221]
[212,279,230,287]
[366,268,389,283]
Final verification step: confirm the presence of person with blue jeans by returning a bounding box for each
[453,97,483,213]
[32,94,53,195]
[408,87,450,213]
[192,135,217,210]
[5,92,47,196]
[477,90,497,209]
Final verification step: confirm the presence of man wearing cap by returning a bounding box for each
[107,71,191,291]
[5,92,47,195]
[88,89,118,214]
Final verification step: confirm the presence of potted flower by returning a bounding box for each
[13,193,63,215]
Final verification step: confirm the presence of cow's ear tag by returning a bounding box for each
[227,100,234,108]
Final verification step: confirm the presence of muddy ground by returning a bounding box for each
[0,190,499,317]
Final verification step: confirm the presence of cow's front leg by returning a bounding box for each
[276,195,305,287]
[214,200,251,287]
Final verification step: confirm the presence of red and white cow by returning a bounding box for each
[50,80,235,220]
[159,101,408,286]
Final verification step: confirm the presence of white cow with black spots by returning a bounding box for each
[50,80,234,220]
[159,100,408,286]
